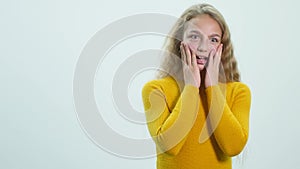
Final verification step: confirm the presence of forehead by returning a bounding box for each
[185,14,222,36]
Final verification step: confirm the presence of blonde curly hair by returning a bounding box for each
[157,3,240,83]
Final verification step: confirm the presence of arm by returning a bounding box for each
[142,81,199,156]
[204,83,251,157]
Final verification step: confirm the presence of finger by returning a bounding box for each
[184,43,192,66]
[180,43,186,65]
[207,49,215,68]
[215,44,223,67]
[189,46,197,67]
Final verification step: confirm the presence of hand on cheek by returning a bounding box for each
[205,43,223,88]
[180,41,201,88]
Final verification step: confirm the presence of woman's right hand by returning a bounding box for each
[180,42,201,88]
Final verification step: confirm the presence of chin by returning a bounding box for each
[198,64,205,71]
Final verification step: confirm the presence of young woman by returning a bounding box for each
[142,3,251,169]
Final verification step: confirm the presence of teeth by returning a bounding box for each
[196,56,208,60]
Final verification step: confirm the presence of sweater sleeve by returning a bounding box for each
[142,81,200,156]
[204,83,251,157]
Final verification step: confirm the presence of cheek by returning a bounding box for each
[209,44,219,51]
[184,42,198,51]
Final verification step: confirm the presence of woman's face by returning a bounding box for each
[183,14,222,70]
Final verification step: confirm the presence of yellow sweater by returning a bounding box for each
[142,76,251,169]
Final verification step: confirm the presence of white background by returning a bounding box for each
[1,0,300,168]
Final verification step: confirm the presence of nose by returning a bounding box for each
[197,39,208,52]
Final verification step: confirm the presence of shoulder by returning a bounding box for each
[142,76,182,110]
[228,82,251,92]
[142,76,181,104]
[142,76,179,93]
[226,82,251,99]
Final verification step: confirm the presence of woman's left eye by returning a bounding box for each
[211,38,219,43]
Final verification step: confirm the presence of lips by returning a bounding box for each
[196,55,208,65]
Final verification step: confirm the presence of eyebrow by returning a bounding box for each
[209,33,222,38]
[189,30,202,35]
[188,30,221,38]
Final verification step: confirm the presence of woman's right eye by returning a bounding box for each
[189,35,200,40]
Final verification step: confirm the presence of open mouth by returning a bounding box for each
[196,55,208,65]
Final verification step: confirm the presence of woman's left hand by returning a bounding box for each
[205,44,223,88]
